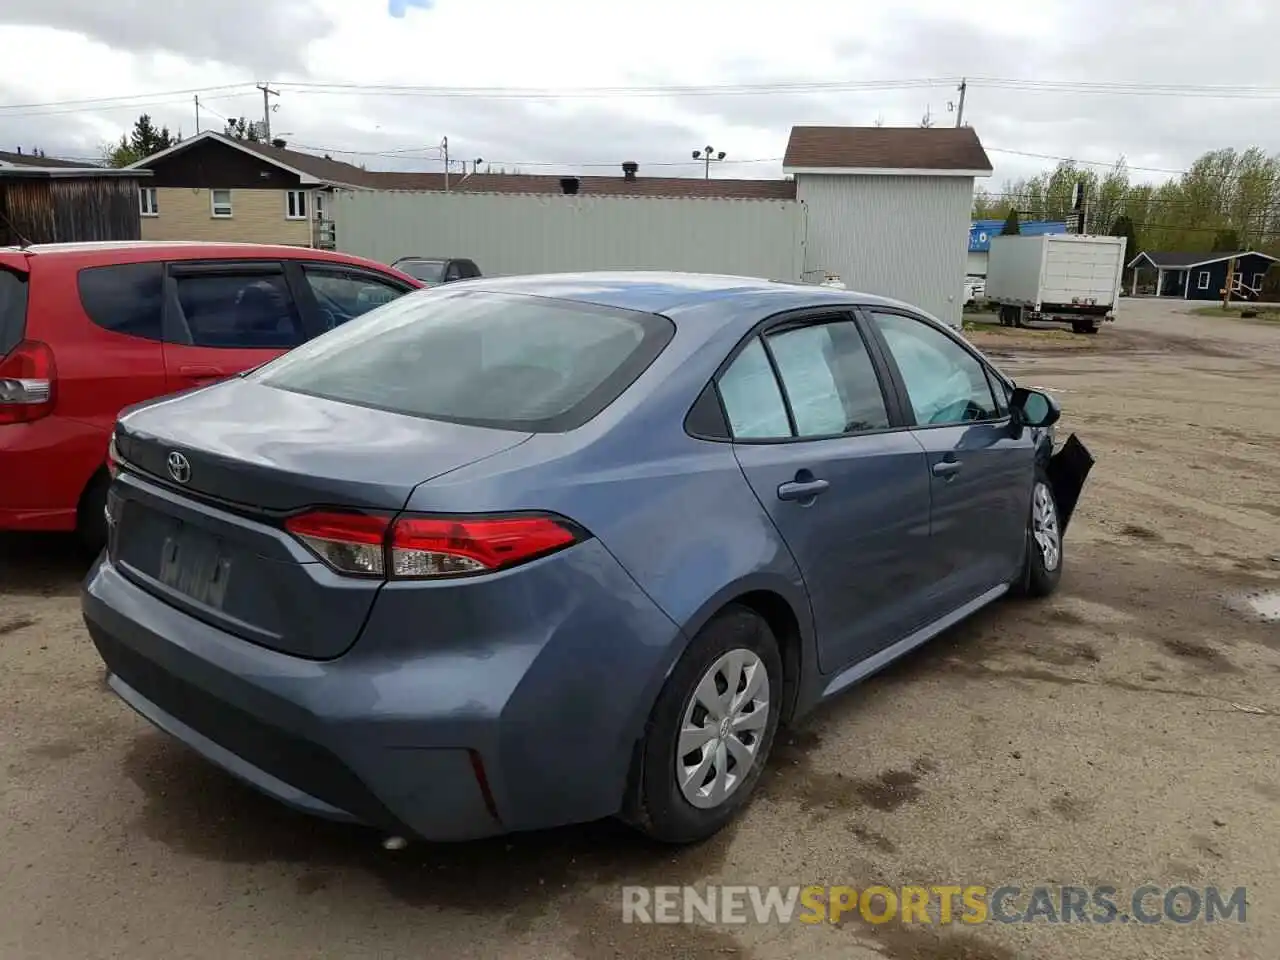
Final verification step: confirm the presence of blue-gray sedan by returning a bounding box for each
[82,272,1092,844]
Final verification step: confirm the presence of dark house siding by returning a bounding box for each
[1185,254,1275,300]
[143,138,304,189]
[0,176,143,245]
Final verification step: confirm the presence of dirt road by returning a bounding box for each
[2,299,1277,960]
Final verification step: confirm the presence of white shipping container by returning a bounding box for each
[987,234,1127,310]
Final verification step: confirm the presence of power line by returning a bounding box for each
[10,74,1280,118]
[0,83,256,112]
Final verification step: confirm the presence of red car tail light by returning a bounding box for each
[0,340,56,424]
[284,510,583,579]
[390,515,581,578]
[285,510,391,577]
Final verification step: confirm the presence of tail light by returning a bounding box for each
[283,510,584,579]
[0,340,56,424]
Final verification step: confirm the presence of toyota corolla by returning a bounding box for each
[82,272,1092,844]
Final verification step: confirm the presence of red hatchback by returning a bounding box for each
[0,241,421,548]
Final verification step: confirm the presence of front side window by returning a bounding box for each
[286,190,307,220]
[302,267,410,329]
[138,187,158,217]
[1198,271,1210,290]
[397,259,446,284]
[210,189,233,218]
[77,263,164,341]
[255,289,673,432]
[870,312,999,426]
[173,270,303,349]
[718,338,791,439]
[766,321,889,437]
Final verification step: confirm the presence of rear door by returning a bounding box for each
[863,308,1033,610]
[68,261,169,422]
[161,260,306,392]
[291,262,416,333]
[720,311,934,675]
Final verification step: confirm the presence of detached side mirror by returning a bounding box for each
[1010,387,1061,429]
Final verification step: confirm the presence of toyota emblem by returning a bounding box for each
[167,451,192,484]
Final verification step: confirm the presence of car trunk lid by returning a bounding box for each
[110,380,531,658]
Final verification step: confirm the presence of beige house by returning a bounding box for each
[127,131,372,248]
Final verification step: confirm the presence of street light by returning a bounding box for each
[692,144,727,180]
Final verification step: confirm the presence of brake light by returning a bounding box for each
[284,510,583,579]
[285,510,391,577]
[0,340,56,424]
[390,515,580,577]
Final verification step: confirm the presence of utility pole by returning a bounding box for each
[194,95,201,134]
[955,79,967,127]
[256,83,279,140]
[441,136,449,191]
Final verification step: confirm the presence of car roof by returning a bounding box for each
[0,240,417,279]
[449,270,917,318]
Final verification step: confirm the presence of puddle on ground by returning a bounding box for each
[1226,590,1280,623]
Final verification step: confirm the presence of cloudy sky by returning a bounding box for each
[1,0,1278,189]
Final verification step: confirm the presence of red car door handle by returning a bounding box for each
[179,365,226,379]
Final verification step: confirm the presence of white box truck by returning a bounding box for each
[986,234,1127,334]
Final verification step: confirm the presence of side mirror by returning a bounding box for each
[1010,387,1061,429]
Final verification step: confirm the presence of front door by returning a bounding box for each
[717,313,934,675]
[161,261,307,392]
[864,309,1034,610]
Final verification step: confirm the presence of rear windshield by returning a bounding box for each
[254,289,674,432]
[0,267,28,357]
[397,260,446,283]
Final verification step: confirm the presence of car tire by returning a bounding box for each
[628,605,782,844]
[1015,468,1063,598]
[76,470,110,557]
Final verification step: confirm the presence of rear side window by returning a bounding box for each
[255,289,674,432]
[174,271,304,349]
[77,263,164,341]
[0,268,27,356]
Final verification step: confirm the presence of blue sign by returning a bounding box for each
[969,220,1068,253]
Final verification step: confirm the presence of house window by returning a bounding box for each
[1252,272,1265,290]
[1197,271,1210,290]
[286,190,307,220]
[138,187,158,217]
[210,189,233,218]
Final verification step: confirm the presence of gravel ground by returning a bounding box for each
[2,298,1277,960]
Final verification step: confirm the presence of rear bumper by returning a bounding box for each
[0,417,106,531]
[82,541,683,840]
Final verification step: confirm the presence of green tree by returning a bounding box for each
[102,114,176,167]
[1110,215,1139,259]
[1212,228,1241,252]
[1001,209,1021,235]
[223,117,263,142]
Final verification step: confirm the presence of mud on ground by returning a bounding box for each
[1,298,1277,960]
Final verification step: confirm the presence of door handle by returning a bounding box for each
[932,459,963,478]
[777,478,830,501]
[179,365,227,382]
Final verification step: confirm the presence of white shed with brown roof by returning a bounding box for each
[785,126,992,327]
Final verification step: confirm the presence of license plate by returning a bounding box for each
[158,526,232,609]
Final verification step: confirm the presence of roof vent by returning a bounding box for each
[271,138,288,148]
[560,176,580,195]
[622,161,639,180]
